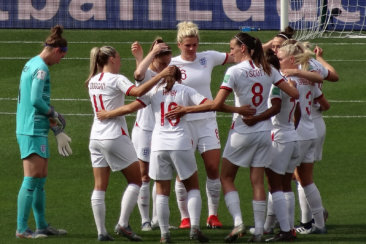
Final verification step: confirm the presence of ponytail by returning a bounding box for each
[44,25,67,52]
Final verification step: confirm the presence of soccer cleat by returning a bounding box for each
[114,224,142,241]
[224,224,245,243]
[295,226,312,235]
[190,228,209,243]
[265,231,296,242]
[290,229,296,238]
[249,227,274,235]
[151,220,159,229]
[35,224,67,236]
[160,232,172,243]
[247,234,264,243]
[179,218,191,229]
[16,229,47,239]
[141,221,152,231]
[309,225,327,234]
[206,215,223,229]
[98,233,115,241]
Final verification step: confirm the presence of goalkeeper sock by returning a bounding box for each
[17,177,37,233]
[32,177,48,230]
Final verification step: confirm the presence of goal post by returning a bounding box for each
[280,0,366,40]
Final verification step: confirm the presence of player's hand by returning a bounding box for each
[314,45,323,58]
[97,109,110,120]
[165,105,186,120]
[281,69,299,77]
[159,65,177,79]
[242,115,259,126]
[237,105,256,117]
[151,41,169,55]
[55,132,72,157]
[131,41,143,62]
[48,106,66,130]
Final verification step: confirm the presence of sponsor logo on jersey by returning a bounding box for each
[272,86,280,96]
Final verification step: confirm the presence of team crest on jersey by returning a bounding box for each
[199,57,207,67]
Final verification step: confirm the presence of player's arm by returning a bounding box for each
[276,79,299,99]
[315,94,330,112]
[243,98,281,126]
[281,69,323,83]
[97,100,145,120]
[314,46,339,82]
[128,65,176,97]
[131,41,144,74]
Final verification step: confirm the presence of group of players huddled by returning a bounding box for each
[15,22,338,243]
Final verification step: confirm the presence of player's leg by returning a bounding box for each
[250,166,266,239]
[156,180,171,242]
[175,176,190,228]
[138,159,152,231]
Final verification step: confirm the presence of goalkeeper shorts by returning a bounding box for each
[16,134,49,159]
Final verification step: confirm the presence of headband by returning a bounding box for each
[45,43,68,52]
[277,33,289,40]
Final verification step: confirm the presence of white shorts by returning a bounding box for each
[297,139,316,164]
[223,130,271,168]
[187,118,221,154]
[313,116,326,162]
[131,125,152,162]
[89,136,138,172]
[149,150,197,181]
[267,141,300,174]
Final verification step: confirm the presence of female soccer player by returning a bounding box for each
[86,45,174,241]
[96,66,210,243]
[15,25,70,239]
[277,42,328,235]
[170,21,235,229]
[166,32,299,243]
[262,26,295,54]
[130,38,172,231]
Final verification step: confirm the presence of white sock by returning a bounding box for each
[303,183,324,228]
[253,200,266,235]
[206,178,221,216]
[224,191,243,227]
[272,191,290,232]
[138,181,151,224]
[175,179,189,219]
[151,182,158,224]
[297,182,312,223]
[118,184,140,227]
[156,194,170,235]
[284,192,295,229]
[91,190,107,235]
[264,192,276,232]
[187,189,202,227]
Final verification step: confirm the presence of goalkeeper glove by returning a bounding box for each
[51,125,72,157]
[48,106,66,130]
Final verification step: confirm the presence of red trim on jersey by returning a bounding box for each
[314,94,324,100]
[136,98,147,107]
[135,121,139,127]
[271,132,274,141]
[324,70,331,80]
[271,97,282,103]
[220,86,232,92]
[126,85,136,96]
[249,60,255,69]
[99,72,104,81]
[222,53,229,65]
[199,98,208,105]
[121,127,127,135]
[274,78,285,86]
[231,121,235,129]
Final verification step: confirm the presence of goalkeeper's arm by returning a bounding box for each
[47,106,66,130]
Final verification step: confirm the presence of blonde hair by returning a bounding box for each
[279,42,313,70]
[176,21,200,43]
[85,46,117,86]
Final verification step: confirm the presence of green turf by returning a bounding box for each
[0,29,365,244]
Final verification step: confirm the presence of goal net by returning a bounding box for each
[287,0,366,40]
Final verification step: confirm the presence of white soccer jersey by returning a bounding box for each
[170,51,228,121]
[309,58,328,119]
[134,69,156,131]
[289,76,322,140]
[138,83,207,151]
[88,72,135,140]
[221,60,285,134]
[269,84,299,143]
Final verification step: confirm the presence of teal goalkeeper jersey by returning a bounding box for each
[16,55,51,137]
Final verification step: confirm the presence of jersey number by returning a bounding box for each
[251,83,264,107]
[305,90,312,115]
[93,94,105,112]
[161,102,180,126]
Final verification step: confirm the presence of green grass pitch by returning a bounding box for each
[0,29,365,243]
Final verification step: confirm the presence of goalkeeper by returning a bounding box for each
[15,25,71,239]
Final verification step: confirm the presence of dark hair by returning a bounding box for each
[158,65,182,92]
[150,37,172,58]
[234,32,271,75]
[44,25,67,50]
[265,49,280,70]
[276,26,295,40]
